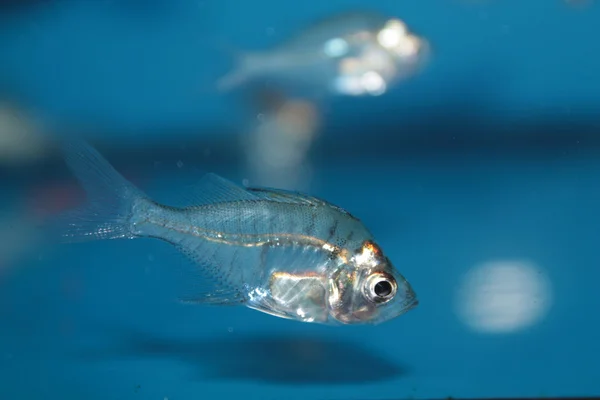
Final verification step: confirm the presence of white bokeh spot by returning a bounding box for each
[455,260,552,333]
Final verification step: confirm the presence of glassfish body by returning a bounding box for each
[52,140,418,325]
[217,11,430,96]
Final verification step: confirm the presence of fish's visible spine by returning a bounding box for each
[49,138,151,243]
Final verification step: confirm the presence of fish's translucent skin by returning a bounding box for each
[52,139,418,325]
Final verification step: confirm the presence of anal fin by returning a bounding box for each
[150,240,249,307]
[178,288,245,306]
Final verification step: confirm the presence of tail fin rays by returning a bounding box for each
[49,139,148,243]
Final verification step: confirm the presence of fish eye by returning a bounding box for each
[374,280,393,297]
[364,272,397,304]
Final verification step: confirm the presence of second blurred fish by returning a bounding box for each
[217,11,430,97]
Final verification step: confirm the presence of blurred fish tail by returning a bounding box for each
[49,138,149,243]
[216,48,264,92]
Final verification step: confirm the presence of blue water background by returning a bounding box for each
[1,1,600,399]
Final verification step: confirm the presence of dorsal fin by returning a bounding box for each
[247,187,356,218]
[246,187,327,206]
[169,173,260,208]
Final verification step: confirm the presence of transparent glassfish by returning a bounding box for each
[217,11,430,96]
[50,140,418,325]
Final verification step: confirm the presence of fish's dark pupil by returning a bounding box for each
[374,280,392,298]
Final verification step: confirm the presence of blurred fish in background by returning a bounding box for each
[0,100,52,167]
[230,10,431,191]
[216,11,430,98]
[241,89,321,191]
[0,99,53,276]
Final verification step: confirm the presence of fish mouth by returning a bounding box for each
[402,291,419,312]
[405,298,419,311]
[372,295,418,325]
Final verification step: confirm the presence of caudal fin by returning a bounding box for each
[216,68,248,92]
[49,139,148,243]
[215,51,264,93]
